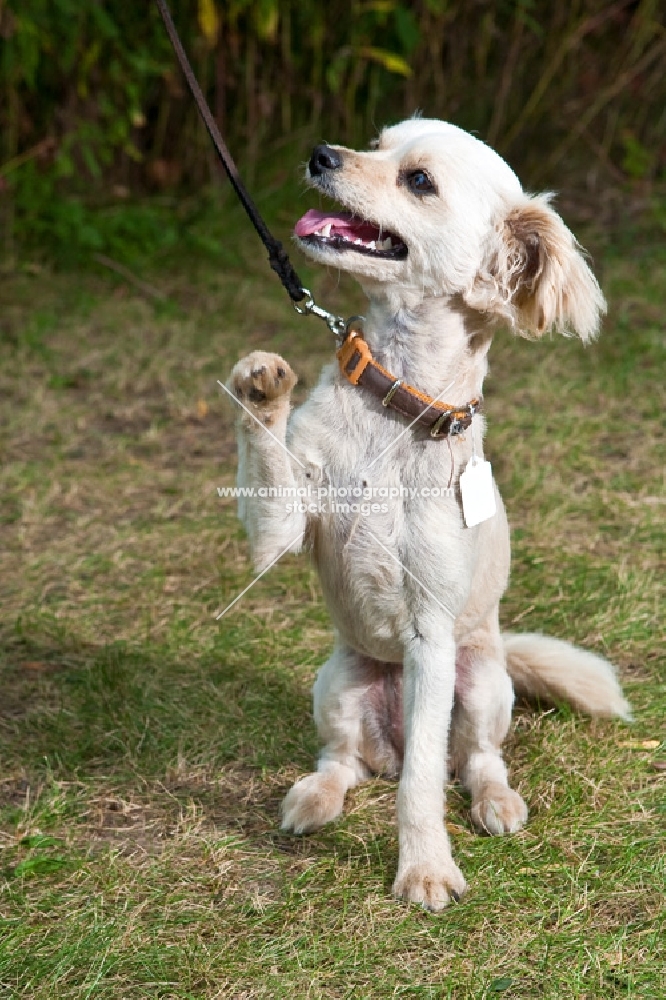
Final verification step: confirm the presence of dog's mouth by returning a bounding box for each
[294,209,408,260]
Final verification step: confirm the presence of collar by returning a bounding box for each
[336,330,481,439]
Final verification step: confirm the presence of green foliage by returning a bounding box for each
[1,1,665,265]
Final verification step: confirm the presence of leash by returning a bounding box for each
[155,0,481,439]
[155,0,348,336]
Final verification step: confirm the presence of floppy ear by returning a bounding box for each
[465,194,606,342]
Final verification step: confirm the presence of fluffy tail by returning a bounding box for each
[503,632,632,720]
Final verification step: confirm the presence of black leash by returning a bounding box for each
[155,0,306,303]
[155,3,475,439]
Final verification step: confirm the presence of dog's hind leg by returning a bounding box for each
[450,620,528,835]
[281,643,390,834]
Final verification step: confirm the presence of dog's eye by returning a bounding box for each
[405,169,436,196]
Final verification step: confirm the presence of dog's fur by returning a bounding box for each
[227,119,630,910]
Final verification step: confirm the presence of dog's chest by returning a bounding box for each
[290,382,473,654]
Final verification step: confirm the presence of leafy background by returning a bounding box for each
[1,0,665,266]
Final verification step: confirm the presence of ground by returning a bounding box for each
[0,215,664,998]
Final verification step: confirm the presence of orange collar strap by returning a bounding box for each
[337,331,481,439]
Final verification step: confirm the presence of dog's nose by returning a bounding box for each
[309,144,343,176]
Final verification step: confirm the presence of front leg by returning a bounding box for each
[393,625,467,911]
[228,351,305,570]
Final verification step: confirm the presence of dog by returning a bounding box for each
[227,118,631,911]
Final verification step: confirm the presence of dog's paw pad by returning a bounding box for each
[471,784,528,836]
[228,352,297,412]
[393,860,467,912]
[280,772,345,834]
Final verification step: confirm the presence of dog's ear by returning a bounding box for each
[465,195,606,341]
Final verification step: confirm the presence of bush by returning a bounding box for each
[1,1,664,264]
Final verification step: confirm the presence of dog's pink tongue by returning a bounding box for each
[294,209,352,237]
[294,208,379,242]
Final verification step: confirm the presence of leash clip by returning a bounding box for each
[293,287,349,339]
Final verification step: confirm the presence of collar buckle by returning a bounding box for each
[336,332,373,385]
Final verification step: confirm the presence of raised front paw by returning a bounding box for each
[393,857,467,912]
[228,351,297,426]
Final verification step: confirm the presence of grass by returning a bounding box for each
[0,196,664,998]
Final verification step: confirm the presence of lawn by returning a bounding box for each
[0,198,664,998]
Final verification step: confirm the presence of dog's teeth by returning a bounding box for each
[321,224,332,238]
[383,237,393,249]
[367,241,376,250]
[354,239,363,245]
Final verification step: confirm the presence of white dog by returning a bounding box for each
[227,118,630,911]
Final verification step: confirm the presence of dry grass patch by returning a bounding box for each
[0,239,664,997]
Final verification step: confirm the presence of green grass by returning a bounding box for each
[0,209,664,998]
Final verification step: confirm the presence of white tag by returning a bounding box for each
[460,457,496,527]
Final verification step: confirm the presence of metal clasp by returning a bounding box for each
[293,287,347,338]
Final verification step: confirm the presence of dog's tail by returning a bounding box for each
[502,632,632,720]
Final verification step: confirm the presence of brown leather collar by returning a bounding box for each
[336,331,481,439]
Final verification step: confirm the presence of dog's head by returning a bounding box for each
[295,118,605,341]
